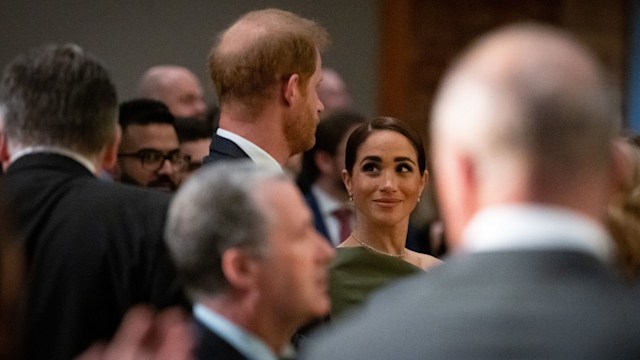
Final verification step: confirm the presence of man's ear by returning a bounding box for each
[221,248,259,291]
[282,73,300,107]
[98,124,121,173]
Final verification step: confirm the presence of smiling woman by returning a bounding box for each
[329,117,442,319]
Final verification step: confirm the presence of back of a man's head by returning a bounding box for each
[209,8,330,110]
[431,24,620,244]
[136,65,206,120]
[432,23,619,195]
[0,44,117,156]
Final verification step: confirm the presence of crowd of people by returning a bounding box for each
[1,6,640,360]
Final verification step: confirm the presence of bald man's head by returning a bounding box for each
[433,23,619,178]
[137,65,207,120]
[208,8,330,110]
[430,23,620,245]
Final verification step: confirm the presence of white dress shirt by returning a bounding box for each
[311,184,352,246]
[194,304,278,360]
[216,128,283,174]
[461,204,613,263]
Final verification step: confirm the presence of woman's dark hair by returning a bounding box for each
[344,116,426,175]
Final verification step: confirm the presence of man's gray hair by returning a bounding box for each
[0,44,118,156]
[165,160,287,299]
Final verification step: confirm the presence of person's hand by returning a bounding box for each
[76,305,194,360]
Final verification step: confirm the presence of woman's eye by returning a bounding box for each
[361,163,378,172]
[397,163,413,173]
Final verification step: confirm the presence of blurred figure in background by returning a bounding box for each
[607,131,640,283]
[317,68,353,115]
[114,99,188,192]
[137,65,207,120]
[174,117,213,182]
[298,110,366,246]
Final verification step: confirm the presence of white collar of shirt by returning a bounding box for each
[10,146,97,174]
[311,184,350,246]
[194,304,278,360]
[461,204,613,263]
[216,128,283,174]
[311,184,344,217]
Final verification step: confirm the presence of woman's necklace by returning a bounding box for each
[350,232,406,258]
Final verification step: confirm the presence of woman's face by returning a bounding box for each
[343,130,427,227]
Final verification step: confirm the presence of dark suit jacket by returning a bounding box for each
[303,189,331,244]
[303,250,640,360]
[203,133,250,165]
[1,153,186,360]
[193,318,248,360]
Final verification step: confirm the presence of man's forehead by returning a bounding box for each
[120,123,178,149]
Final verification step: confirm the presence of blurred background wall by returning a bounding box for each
[0,1,378,117]
[0,0,635,135]
[378,0,631,144]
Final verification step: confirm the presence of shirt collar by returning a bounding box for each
[461,204,613,263]
[216,128,283,174]
[311,184,346,216]
[193,304,278,360]
[10,146,97,174]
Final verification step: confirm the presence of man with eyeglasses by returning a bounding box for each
[113,99,190,192]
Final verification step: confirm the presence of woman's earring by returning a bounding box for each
[349,194,354,201]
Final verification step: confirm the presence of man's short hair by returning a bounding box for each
[209,8,330,110]
[0,44,117,155]
[119,98,175,129]
[174,117,214,143]
[165,161,286,300]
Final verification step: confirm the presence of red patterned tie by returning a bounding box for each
[332,207,352,243]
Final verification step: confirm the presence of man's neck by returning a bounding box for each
[204,295,295,356]
[218,105,290,166]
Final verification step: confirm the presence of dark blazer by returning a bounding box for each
[193,318,248,360]
[1,153,186,360]
[303,189,331,244]
[303,250,640,360]
[203,133,250,165]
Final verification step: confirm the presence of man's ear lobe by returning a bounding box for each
[282,73,300,107]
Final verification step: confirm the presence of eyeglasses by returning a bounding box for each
[118,149,191,172]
